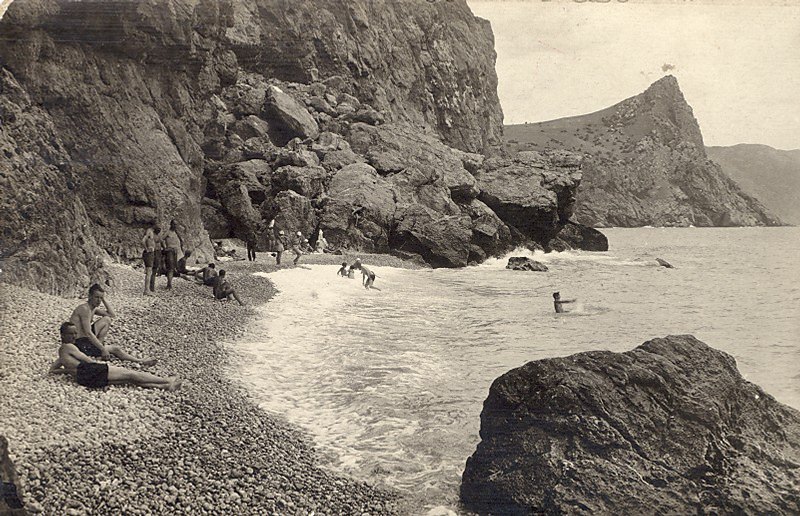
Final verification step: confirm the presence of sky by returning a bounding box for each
[468,0,800,150]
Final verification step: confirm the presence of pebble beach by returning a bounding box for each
[0,251,418,514]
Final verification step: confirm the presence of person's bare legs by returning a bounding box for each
[226,291,245,306]
[106,345,157,366]
[94,317,112,342]
[107,366,182,390]
[144,267,153,296]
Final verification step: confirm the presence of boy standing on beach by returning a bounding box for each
[69,284,156,365]
[51,322,178,390]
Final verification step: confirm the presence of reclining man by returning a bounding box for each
[70,284,156,365]
[51,322,181,391]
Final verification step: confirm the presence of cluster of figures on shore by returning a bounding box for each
[49,284,183,392]
[140,220,324,303]
[337,258,379,290]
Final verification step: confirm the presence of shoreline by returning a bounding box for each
[0,252,417,514]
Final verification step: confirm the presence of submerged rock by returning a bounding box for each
[461,335,800,515]
[505,257,548,272]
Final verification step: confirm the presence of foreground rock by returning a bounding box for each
[505,257,548,272]
[461,335,800,514]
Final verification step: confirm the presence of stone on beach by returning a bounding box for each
[460,335,800,514]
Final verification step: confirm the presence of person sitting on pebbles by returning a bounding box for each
[195,263,219,287]
[177,250,201,280]
[213,270,245,306]
[50,322,181,391]
[70,284,156,365]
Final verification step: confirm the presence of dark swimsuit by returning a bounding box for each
[76,362,109,389]
[74,322,101,357]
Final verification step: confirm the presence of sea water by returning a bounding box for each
[230,227,800,512]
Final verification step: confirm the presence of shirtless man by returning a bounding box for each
[553,292,576,313]
[70,284,156,365]
[141,224,158,295]
[361,265,378,290]
[195,263,218,286]
[291,231,304,265]
[212,270,245,306]
[50,322,180,391]
[160,220,183,289]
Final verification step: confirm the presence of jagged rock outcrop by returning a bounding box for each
[1,0,604,287]
[505,76,782,228]
[707,144,800,225]
[0,68,107,295]
[461,335,800,515]
[505,257,547,272]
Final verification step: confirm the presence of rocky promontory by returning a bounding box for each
[505,76,782,228]
[461,335,800,514]
[0,0,603,295]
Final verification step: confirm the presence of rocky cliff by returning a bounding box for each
[0,0,602,293]
[707,144,800,225]
[505,76,782,228]
[461,335,800,514]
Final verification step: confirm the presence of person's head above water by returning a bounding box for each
[553,292,560,299]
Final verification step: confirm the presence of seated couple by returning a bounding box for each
[51,322,182,391]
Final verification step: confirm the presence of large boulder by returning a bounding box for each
[547,221,609,252]
[319,163,396,252]
[264,85,320,145]
[347,123,479,201]
[475,150,583,246]
[461,335,800,515]
[392,203,473,268]
[261,190,317,237]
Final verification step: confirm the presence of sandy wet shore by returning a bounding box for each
[0,252,418,514]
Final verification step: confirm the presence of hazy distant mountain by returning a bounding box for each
[706,144,800,225]
[504,76,781,227]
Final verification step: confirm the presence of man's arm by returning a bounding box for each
[94,298,116,318]
[49,358,66,374]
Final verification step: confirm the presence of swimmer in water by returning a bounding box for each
[553,292,576,313]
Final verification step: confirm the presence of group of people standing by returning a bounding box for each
[141,221,245,305]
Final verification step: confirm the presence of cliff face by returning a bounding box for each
[461,335,800,514]
[505,76,781,228]
[707,144,800,225]
[0,0,600,291]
